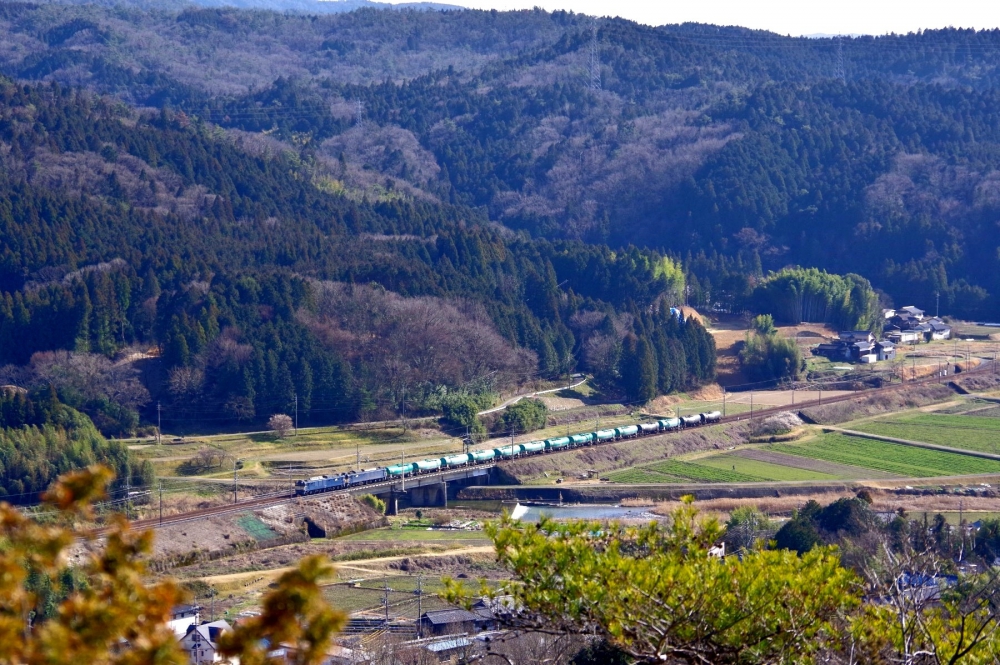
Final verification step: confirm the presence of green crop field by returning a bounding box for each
[605,468,683,484]
[695,455,838,482]
[643,460,766,483]
[773,434,1000,477]
[852,414,1000,454]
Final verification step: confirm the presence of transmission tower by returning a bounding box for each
[834,36,846,83]
[588,23,601,91]
[355,100,365,129]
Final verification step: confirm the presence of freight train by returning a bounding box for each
[294,411,722,495]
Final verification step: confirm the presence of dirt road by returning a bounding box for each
[199,544,495,585]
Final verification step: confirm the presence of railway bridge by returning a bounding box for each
[351,464,495,514]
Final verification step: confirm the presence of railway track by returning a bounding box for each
[86,363,994,535]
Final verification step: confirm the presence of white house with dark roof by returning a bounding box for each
[900,306,925,320]
[180,620,231,664]
[928,319,952,340]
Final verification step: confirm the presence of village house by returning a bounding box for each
[167,605,202,639]
[887,330,921,344]
[839,330,875,344]
[928,319,952,340]
[875,340,896,361]
[180,620,231,664]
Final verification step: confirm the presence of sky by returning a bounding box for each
[404,0,1000,37]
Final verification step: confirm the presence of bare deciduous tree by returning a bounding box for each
[269,413,294,438]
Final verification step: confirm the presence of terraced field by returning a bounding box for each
[852,414,1000,455]
[771,434,1000,477]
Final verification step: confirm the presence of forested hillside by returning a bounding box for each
[0,77,711,434]
[1,3,997,318]
[1,2,1000,432]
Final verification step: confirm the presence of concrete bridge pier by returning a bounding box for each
[407,482,448,508]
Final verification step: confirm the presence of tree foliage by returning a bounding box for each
[449,499,859,664]
[0,465,344,665]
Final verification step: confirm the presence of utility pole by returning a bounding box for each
[416,576,423,637]
[357,441,361,473]
[124,473,131,520]
[294,394,298,436]
[383,578,390,626]
[233,459,241,504]
[156,402,161,444]
[159,480,163,525]
[722,388,726,417]
[935,291,940,318]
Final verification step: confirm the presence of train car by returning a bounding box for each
[544,436,571,451]
[325,475,348,491]
[295,474,347,495]
[522,441,546,454]
[681,414,703,427]
[414,459,442,473]
[469,449,496,463]
[386,463,414,478]
[615,425,639,438]
[702,411,722,424]
[442,453,472,468]
[570,433,594,446]
[639,423,660,435]
[494,445,524,459]
[348,468,386,485]
[658,417,682,431]
[594,429,616,442]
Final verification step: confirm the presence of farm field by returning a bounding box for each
[607,459,765,484]
[322,574,453,615]
[733,448,900,479]
[605,450,850,485]
[771,434,1000,477]
[695,454,839,481]
[851,413,1000,455]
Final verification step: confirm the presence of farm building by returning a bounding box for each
[839,331,875,344]
[419,609,494,637]
[875,340,896,361]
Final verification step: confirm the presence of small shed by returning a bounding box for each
[875,340,896,361]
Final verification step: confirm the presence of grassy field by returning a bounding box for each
[695,455,839,482]
[772,434,1000,477]
[607,459,765,483]
[322,575,453,615]
[851,413,1000,455]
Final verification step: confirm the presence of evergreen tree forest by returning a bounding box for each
[0,77,713,434]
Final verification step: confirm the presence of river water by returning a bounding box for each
[450,500,658,523]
